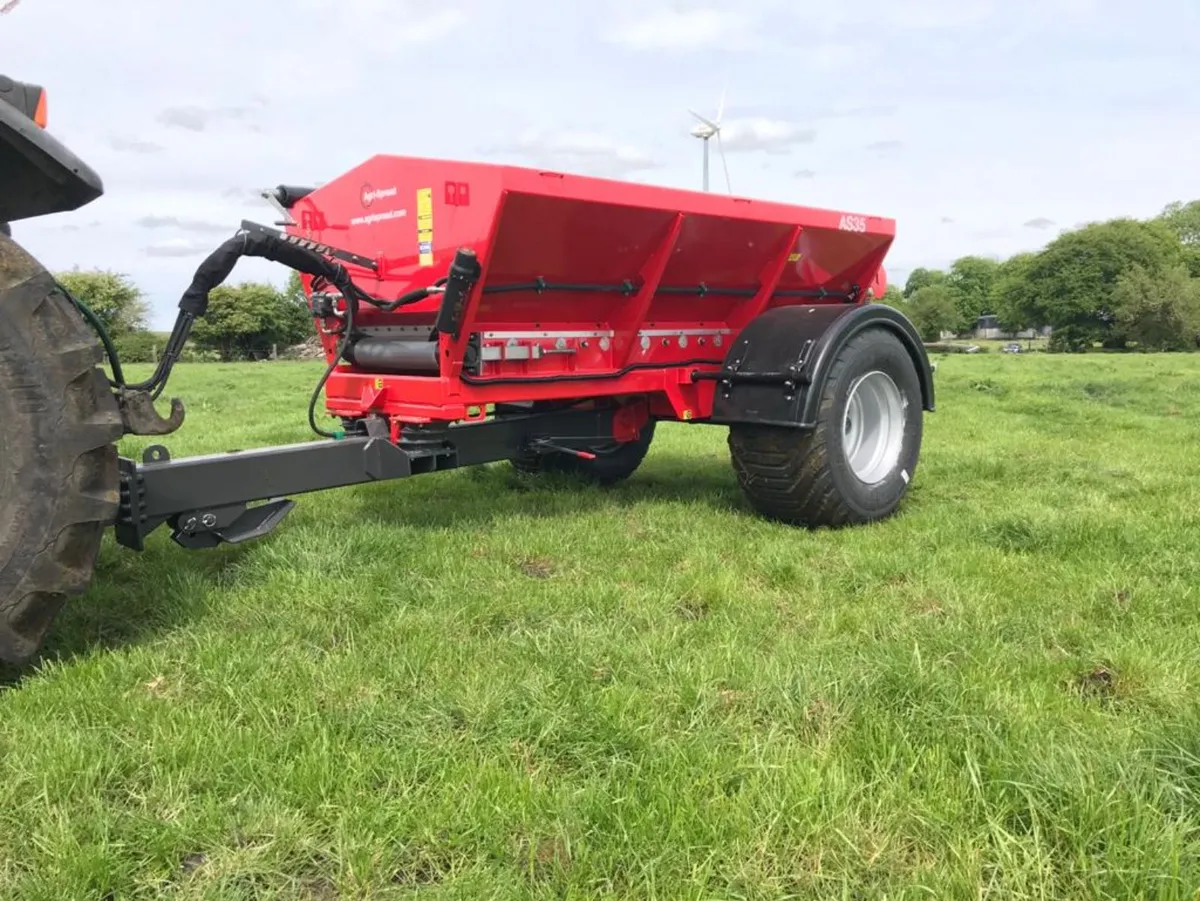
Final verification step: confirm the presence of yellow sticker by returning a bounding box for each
[374,377,384,389]
[417,187,434,266]
[788,252,803,262]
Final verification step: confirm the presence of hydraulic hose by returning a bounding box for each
[63,219,433,436]
[57,280,127,388]
[126,224,371,398]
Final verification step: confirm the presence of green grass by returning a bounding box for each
[4,353,1200,899]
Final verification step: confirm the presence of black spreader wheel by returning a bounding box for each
[0,233,123,665]
[508,402,656,486]
[728,327,923,527]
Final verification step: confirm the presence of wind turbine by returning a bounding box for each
[689,89,731,193]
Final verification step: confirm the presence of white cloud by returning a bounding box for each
[602,0,1099,58]
[885,0,993,29]
[391,8,468,43]
[601,0,988,56]
[603,7,753,50]
[108,136,164,154]
[143,238,215,258]
[155,105,262,133]
[276,0,468,44]
[806,43,866,69]
[136,215,231,234]
[716,119,817,152]
[490,128,660,177]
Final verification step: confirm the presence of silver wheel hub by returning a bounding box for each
[842,370,906,484]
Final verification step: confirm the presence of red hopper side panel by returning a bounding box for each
[289,155,895,390]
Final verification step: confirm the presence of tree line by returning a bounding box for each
[878,199,1200,352]
[54,269,314,363]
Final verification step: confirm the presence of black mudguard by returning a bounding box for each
[0,87,104,222]
[708,302,935,428]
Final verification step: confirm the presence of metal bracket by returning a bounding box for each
[171,499,296,549]
[259,187,298,226]
[117,389,185,436]
[114,452,167,551]
[462,333,483,376]
[693,338,815,400]
[527,438,597,460]
[238,219,379,272]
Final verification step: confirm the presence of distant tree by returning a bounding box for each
[1022,218,1187,349]
[1111,263,1200,352]
[1157,200,1200,277]
[112,330,160,364]
[907,284,965,341]
[990,252,1040,334]
[284,270,309,309]
[282,270,315,330]
[1158,200,1200,245]
[54,269,148,335]
[874,284,906,308]
[903,267,946,298]
[190,281,313,361]
[945,255,1001,323]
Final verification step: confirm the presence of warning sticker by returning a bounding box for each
[416,187,433,266]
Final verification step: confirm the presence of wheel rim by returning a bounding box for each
[842,370,906,484]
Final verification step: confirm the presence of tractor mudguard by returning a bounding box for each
[707,302,935,429]
[0,81,104,223]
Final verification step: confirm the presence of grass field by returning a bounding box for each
[3,352,1200,899]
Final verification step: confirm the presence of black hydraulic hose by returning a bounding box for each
[147,311,195,400]
[361,277,446,311]
[57,279,127,388]
[306,294,357,439]
[301,279,447,436]
[53,219,432,435]
[121,223,430,433]
[125,226,365,396]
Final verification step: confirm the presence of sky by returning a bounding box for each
[2,0,1198,330]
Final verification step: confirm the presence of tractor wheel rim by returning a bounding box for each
[842,370,905,484]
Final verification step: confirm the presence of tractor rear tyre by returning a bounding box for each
[728,327,922,527]
[0,233,123,665]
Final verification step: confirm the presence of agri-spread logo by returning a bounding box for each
[352,183,406,226]
[360,184,398,207]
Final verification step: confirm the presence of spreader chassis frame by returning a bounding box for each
[114,403,632,550]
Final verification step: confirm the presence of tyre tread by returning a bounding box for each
[0,238,122,664]
[728,328,920,528]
